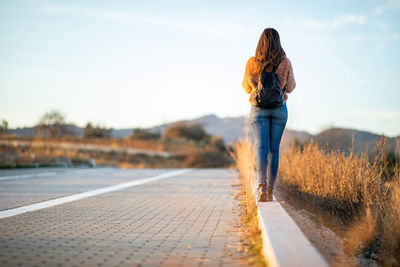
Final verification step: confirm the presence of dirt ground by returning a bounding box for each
[274,186,380,267]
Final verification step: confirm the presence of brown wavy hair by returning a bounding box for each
[254,28,286,75]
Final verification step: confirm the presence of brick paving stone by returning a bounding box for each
[0,169,248,266]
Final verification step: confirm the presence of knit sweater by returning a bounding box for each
[242,57,296,103]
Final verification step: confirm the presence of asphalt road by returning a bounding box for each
[0,168,173,211]
[0,167,247,267]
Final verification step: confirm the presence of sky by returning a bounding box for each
[1,0,400,136]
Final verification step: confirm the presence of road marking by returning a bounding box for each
[0,169,191,219]
[0,168,114,181]
[0,172,58,181]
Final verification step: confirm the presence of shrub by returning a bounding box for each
[0,120,8,134]
[131,128,160,140]
[84,123,112,139]
[209,135,225,151]
[183,148,233,168]
[163,123,208,142]
[36,110,73,138]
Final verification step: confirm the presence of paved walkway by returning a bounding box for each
[0,169,247,266]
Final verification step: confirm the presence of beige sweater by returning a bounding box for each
[242,57,296,103]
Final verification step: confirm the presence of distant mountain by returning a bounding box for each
[147,115,398,155]
[7,127,37,137]
[110,129,134,138]
[314,128,400,155]
[148,114,249,144]
[281,129,312,149]
[7,125,84,138]
[5,114,399,155]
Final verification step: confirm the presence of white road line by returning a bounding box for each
[0,172,58,181]
[0,168,114,181]
[0,169,191,219]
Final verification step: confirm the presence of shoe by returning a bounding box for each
[266,188,273,202]
[257,184,268,202]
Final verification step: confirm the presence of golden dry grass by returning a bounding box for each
[280,139,390,207]
[0,141,184,168]
[0,136,233,168]
[279,138,400,261]
[232,135,400,264]
[231,135,257,215]
[230,134,266,267]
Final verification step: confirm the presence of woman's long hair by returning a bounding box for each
[254,28,286,75]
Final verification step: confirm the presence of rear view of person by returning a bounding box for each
[242,28,296,202]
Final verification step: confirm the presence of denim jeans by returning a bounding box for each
[250,103,288,189]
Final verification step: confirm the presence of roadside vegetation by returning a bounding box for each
[84,123,113,139]
[0,120,8,134]
[279,137,400,265]
[233,134,400,265]
[230,134,266,267]
[0,112,233,169]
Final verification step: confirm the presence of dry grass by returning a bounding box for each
[0,135,202,155]
[230,135,266,267]
[232,134,400,264]
[279,138,400,262]
[280,139,390,209]
[0,136,233,168]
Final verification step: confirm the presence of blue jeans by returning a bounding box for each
[250,103,288,189]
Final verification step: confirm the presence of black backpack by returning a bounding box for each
[251,62,284,109]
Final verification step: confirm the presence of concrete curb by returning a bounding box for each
[253,186,328,267]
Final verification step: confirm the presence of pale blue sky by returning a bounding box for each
[1,0,399,136]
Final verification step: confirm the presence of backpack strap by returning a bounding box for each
[261,61,281,73]
[260,63,270,73]
[273,62,281,73]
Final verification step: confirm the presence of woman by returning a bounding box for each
[242,28,296,202]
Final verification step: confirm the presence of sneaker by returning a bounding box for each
[257,184,268,202]
[266,188,273,202]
